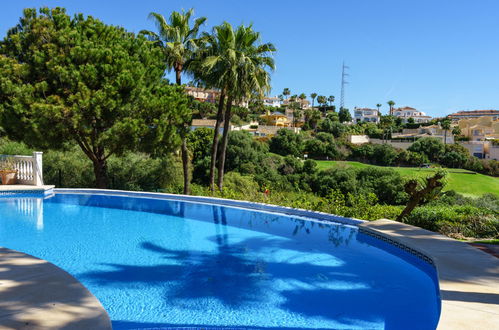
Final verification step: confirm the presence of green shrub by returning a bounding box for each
[43,147,94,188]
[222,172,260,197]
[107,153,181,192]
[404,205,498,238]
[0,138,33,155]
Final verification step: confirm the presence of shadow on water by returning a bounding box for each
[81,222,389,328]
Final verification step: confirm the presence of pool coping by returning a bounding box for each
[359,219,499,330]
[0,247,111,329]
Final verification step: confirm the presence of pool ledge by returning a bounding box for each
[359,219,499,330]
[0,247,111,330]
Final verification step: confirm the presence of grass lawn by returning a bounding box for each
[316,161,499,197]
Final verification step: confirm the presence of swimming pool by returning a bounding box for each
[0,191,440,329]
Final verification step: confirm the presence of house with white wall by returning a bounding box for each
[393,107,432,123]
[353,108,380,123]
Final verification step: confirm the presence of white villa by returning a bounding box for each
[354,107,380,123]
[263,96,281,108]
[393,107,432,123]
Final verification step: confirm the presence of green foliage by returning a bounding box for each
[188,127,213,161]
[0,138,33,155]
[225,130,269,172]
[0,7,190,187]
[338,108,352,123]
[43,147,94,188]
[350,143,399,166]
[221,172,260,196]
[107,153,182,192]
[317,119,346,138]
[304,132,342,160]
[269,129,303,157]
[441,144,469,168]
[43,146,182,191]
[408,137,445,162]
[404,205,498,239]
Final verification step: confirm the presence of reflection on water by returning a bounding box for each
[0,197,44,230]
[0,193,440,329]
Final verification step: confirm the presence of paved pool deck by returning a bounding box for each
[360,219,499,330]
[0,247,111,330]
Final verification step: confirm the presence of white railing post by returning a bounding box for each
[33,152,43,186]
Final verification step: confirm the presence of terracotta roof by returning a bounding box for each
[449,110,499,117]
[395,106,417,111]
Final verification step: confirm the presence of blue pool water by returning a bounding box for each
[0,193,440,329]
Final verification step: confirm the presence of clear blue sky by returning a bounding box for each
[1,0,498,117]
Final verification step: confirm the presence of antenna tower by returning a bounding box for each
[340,62,349,110]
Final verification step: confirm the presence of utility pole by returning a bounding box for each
[340,61,349,110]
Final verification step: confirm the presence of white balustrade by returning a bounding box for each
[0,152,44,186]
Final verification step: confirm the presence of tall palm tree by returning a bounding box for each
[310,93,317,108]
[328,95,335,107]
[199,22,275,191]
[317,95,326,112]
[376,103,382,113]
[283,88,290,100]
[141,9,206,195]
[387,100,395,116]
[441,118,452,145]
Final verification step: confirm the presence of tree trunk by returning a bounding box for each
[181,137,190,194]
[175,67,182,86]
[217,96,233,191]
[209,90,226,192]
[93,158,108,189]
[396,199,420,222]
[444,130,447,145]
[173,67,190,195]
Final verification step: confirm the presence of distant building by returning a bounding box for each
[185,86,220,104]
[263,96,281,108]
[260,111,291,127]
[191,119,231,133]
[458,116,499,141]
[282,98,310,109]
[353,107,380,123]
[393,124,454,144]
[393,107,432,123]
[448,110,499,121]
[185,86,248,108]
[252,125,300,138]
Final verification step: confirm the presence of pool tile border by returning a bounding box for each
[358,227,436,268]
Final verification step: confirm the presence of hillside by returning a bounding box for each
[316,161,499,197]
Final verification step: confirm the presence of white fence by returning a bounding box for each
[0,152,44,186]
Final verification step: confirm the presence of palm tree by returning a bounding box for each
[441,118,452,145]
[317,95,326,112]
[283,88,290,100]
[376,103,382,113]
[141,9,206,195]
[328,95,335,107]
[310,93,317,108]
[199,22,275,191]
[387,100,395,116]
[380,115,394,143]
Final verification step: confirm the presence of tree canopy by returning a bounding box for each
[0,7,190,187]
